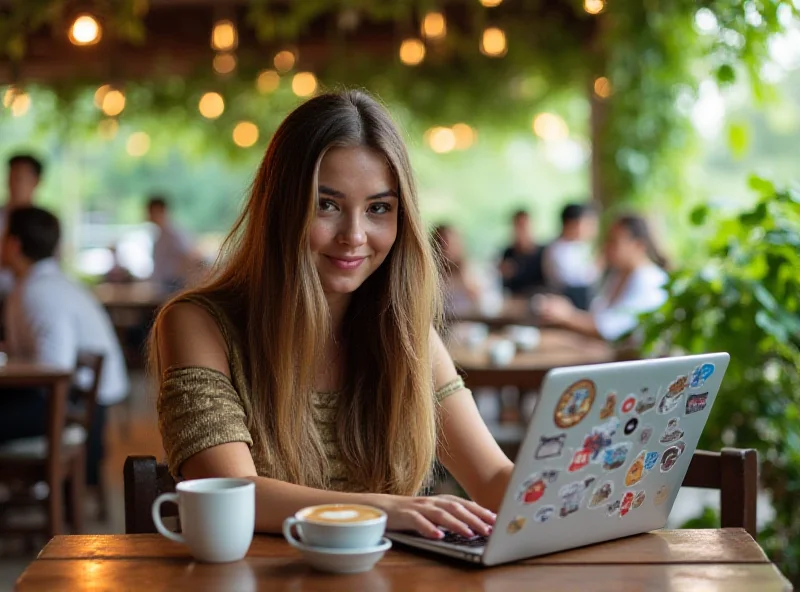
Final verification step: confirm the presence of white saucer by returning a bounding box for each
[289,537,392,574]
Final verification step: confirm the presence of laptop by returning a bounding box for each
[387,353,730,567]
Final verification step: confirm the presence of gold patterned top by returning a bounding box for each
[156,294,466,488]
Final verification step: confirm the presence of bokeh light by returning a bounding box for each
[274,50,296,73]
[211,20,237,51]
[532,113,569,141]
[101,89,126,116]
[213,52,237,74]
[198,92,225,119]
[98,119,119,140]
[452,123,476,149]
[428,127,456,153]
[233,122,259,147]
[292,72,318,97]
[480,27,507,57]
[126,132,150,157]
[69,15,101,46]
[594,76,612,98]
[584,0,605,15]
[422,12,446,40]
[400,39,426,66]
[256,70,280,94]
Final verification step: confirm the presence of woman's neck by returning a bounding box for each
[325,292,352,337]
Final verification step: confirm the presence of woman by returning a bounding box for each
[536,214,668,341]
[432,224,480,316]
[152,91,513,541]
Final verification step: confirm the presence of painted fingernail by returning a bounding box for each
[466,528,475,537]
[436,530,445,539]
[486,526,493,535]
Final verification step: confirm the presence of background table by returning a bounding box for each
[15,529,792,591]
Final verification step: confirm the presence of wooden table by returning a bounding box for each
[0,362,73,536]
[15,529,791,591]
[93,282,166,312]
[451,297,537,329]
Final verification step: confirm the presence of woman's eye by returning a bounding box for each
[369,203,392,215]
[318,199,337,212]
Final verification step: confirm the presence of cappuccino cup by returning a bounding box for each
[152,478,255,563]
[283,504,387,549]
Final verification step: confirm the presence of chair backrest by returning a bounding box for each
[66,351,105,431]
[680,448,758,538]
[124,455,177,534]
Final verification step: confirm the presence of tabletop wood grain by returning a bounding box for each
[0,362,72,383]
[16,529,791,592]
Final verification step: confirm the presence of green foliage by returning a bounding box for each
[641,176,800,584]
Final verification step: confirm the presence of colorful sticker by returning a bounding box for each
[588,481,614,508]
[660,442,686,473]
[558,476,596,518]
[583,418,619,463]
[602,442,632,471]
[632,491,646,509]
[689,363,715,388]
[535,434,567,460]
[667,375,690,397]
[654,485,669,505]
[657,391,683,415]
[624,452,647,487]
[568,448,592,472]
[624,418,639,436]
[533,505,556,523]
[621,395,637,414]
[554,379,597,429]
[620,491,635,517]
[644,451,659,471]
[685,392,709,415]
[635,389,657,415]
[517,471,559,504]
[607,499,621,516]
[507,516,527,534]
[659,418,684,444]
[599,392,617,419]
[639,425,653,445]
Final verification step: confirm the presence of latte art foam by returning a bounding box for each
[302,504,384,524]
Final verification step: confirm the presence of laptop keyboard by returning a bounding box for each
[439,532,489,548]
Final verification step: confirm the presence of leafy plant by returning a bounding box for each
[640,176,800,584]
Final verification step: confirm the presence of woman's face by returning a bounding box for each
[604,223,643,269]
[310,145,399,295]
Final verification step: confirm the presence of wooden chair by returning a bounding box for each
[124,455,177,534]
[0,352,104,538]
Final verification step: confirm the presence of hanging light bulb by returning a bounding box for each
[292,72,318,97]
[69,14,102,46]
[399,39,426,66]
[198,92,225,119]
[421,12,446,40]
[480,27,507,57]
[211,19,238,51]
[274,50,296,73]
[233,122,259,147]
[101,89,126,116]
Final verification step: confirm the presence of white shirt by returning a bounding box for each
[4,259,129,405]
[544,238,600,288]
[152,223,194,287]
[590,263,669,341]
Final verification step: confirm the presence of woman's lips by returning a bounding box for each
[326,256,366,270]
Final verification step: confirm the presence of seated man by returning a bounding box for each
[0,207,129,486]
[499,209,546,296]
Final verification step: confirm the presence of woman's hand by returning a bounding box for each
[534,294,577,325]
[370,494,496,539]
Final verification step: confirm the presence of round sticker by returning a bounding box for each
[507,516,527,534]
[624,418,639,435]
[554,379,597,429]
[533,505,556,523]
[588,481,614,508]
[660,442,685,473]
[659,418,684,444]
[632,491,646,509]
[621,395,637,414]
[654,485,669,505]
[624,452,647,487]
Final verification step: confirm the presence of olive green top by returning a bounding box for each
[156,294,466,488]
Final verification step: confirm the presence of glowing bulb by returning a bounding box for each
[69,14,101,46]
[584,0,605,15]
[452,123,476,150]
[101,90,125,116]
[594,76,612,98]
[292,72,318,97]
[481,27,507,57]
[126,132,150,157]
[2,86,18,108]
[233,122,259,148]
[256,70,280,94]
[428,127,456,153]
[399,39,426,66]
[10,92,30,117]
[213,52,237,74]
[422,12,446,40]
[479,0,503,6]
[211,20,237,51]
[98,119,119,140]
[198,92,225,119]
[532,113,569,141]
[94,84,112,108]
[274,50,296,73]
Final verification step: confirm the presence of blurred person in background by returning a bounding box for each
[499,209,546,296]
[536,214,668,342]
[104,245,134,284]
[542,202,600,310]
[147,195,204,293]
[433,224,481,317]
[0,207,129,486]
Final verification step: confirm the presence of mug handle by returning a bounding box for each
[152,493,185,544]
[282,517,304,549]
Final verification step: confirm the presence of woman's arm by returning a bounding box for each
[431,330,515,511]
[157,304,495,538]
[536,294,602,338]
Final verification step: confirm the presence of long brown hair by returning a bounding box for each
[151,90,442,495]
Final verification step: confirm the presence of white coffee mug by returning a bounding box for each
[283,504,387,549]
[152,478,255,563]
[489,339,516,366]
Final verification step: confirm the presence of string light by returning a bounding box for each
[594,76,612,98]
[213,53,237,74]
[10,92,31,117]
[584,0,605,15]
[292,72,318,97]
[2,86,18,108]
[93,84,111,108]
[256,70,280,94]
[399,39,426,66]
[69,14,101,46]
[126,132,150,157]
[274,50,296,73]
[98,119,119,140]
[532,113,569,141]
[480,27,507,57]
[479,0,503,6]
[233,122,259,147]
[101,89,126,116]
[452,123,476,149]
[428,127,456,153]
[422,12,446,40]
[211,20,237,51]
[198,92,225,119]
